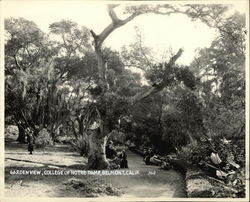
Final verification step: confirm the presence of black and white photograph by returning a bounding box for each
[1,0,249,201]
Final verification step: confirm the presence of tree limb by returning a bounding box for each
[90,30,97,40]
[97,12,138,45]
[13,55,22,70]
[131,48,183,105]
[107,4,120,24]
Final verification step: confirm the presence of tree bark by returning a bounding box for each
[70,120,78,139]
[17,124,26,143]
[87,129,109,169]
[77,117,84,136]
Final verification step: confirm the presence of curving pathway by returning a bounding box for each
[5,139,186,198]
[103,150,187,198]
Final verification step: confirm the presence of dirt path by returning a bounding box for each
[103,150,186,198]
[4,140,186,198]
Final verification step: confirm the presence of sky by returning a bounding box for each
[2,0,248,65]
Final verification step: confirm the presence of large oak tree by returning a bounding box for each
[85,4,228,169]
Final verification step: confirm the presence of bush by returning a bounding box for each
[5,125,19,136]
[178,136,246,198]
[63,178,123,197]
[34,128,53,147]
[71,135,89,156]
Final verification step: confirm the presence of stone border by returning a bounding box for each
[185,167,214,197]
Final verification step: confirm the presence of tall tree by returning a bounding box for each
[191,12,246,140]
[49,19,91,78]
[85,4,226,169]
[5,18,75,142]
[5,17,54,142]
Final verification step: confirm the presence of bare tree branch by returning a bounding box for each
[131,48,183,104]
[107,4,120,24]
[98,9,139,45]
[166,48,183,67]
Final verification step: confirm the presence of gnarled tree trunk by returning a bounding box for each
[17,124,26,143]
[87,128,109,169]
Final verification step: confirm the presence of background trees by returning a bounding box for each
[5,17,56,142]
[5,18,91,143]
[191,12,245,141]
